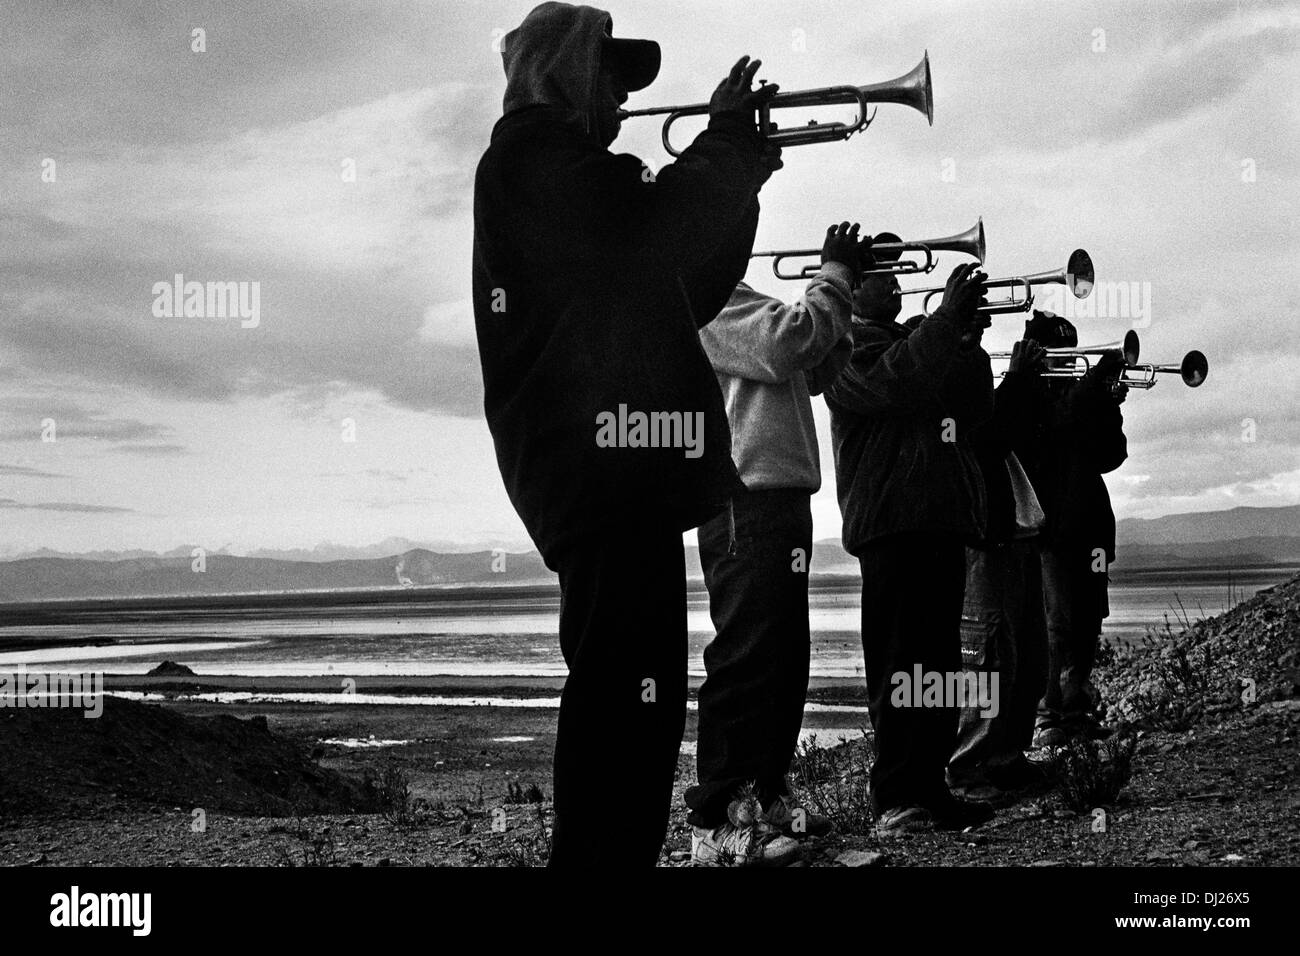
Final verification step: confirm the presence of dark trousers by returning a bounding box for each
[949,540,1048,783]
[547,524,689,867]
[1037,544,1109,732]
[858,534,966,814]
[685,489,813,828]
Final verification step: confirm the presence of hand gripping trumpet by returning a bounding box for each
[901,249,1095,316]
[991,330,1138,378]
[617,52,933,156]
[752,219,985,281]
[990,331,1209,389]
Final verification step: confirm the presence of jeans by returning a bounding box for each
[547,523,689,867]
[685,489,813,828]
[949,540,1048,784]
[858,533,966,813]
[1037,544,1110,732]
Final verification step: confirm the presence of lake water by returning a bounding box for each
[0,568,1290,680]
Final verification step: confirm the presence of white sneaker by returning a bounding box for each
[691,821,803,867]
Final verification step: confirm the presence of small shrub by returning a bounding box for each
[365,762,413,826]
[1051,733,1138,812]
[273,814,340,867]
[497,802,552,867]
[504,781,545,805]
[789,732,876,836]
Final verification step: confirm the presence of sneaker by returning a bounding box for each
[874,805,934,839]
[763,794,833,839]
[925,792,995,830]
[691,821,804,867]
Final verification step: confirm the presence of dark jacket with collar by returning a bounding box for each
[823,311,993,555]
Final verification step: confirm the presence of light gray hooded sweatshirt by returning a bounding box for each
[699,265,855,492]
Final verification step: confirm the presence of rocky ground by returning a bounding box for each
[1,576,1297,867]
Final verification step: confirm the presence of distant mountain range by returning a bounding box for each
[0,549,554,603]
[1113,505,1300,569]
[1115,505,1300,545]
[1,505,1297,603]
[4,537,493,564]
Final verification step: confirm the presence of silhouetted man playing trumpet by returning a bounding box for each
[686,222,863,865]
[824,253,997,838]
[947,331,1052,801]
[1019,313,1129,746]
[472,2,780,866]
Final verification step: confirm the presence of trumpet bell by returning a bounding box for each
[1181,350,1209,387]
[940,217,986,265]
[1122,329,1140,366]
[865,217,985,272]
[1067,249,1094,298]
[1021,249,1093,300]
[857,51,933,127]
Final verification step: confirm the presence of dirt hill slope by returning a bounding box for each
[0,695,376,818]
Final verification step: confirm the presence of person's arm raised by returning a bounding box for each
[823,264,983,417]
[552,57,779,274]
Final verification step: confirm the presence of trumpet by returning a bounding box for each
[617,52,933,157]
[1122,350,1209,389]
[901,249,1094,316]
[991,331,1138,376]
[1045,330,1141,373]
[990,331,1209,389]
[752,219,985,281]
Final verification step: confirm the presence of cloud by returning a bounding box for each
[0,464,66,478]
[1100,347,1300,506]
[0,396,176,445]
[1,80,494,417]
[786,1,1300,166]
[1076,7,1300,144]
[0,498,134,514]
[0,0,1296,553]
[0,0,507,151]
[420,300,477,348]
[115,444,189,457]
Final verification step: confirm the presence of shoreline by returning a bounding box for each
[2,574,1295,866]
[95,672,867,699]
[1,561,1292,624]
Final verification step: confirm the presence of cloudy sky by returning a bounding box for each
[1,0,1297,556]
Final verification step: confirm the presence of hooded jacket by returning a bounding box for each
[822,310,992,555]
[472,3,768,564]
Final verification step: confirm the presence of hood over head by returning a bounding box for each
[500,3,660,136]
